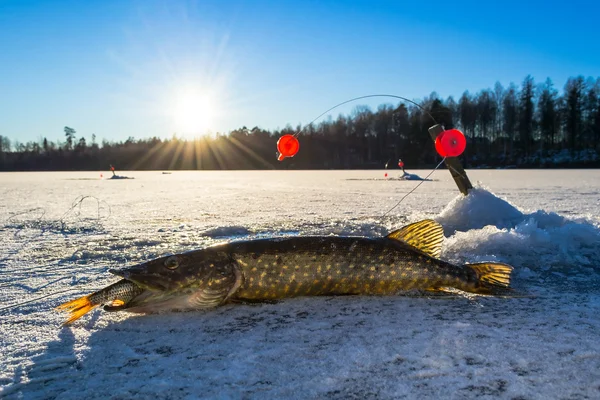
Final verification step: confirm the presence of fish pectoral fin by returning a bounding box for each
[387,219,444,259]
[426,287,453,293]
[229,298,280,305]
[103,299,126,312]
[424,287,464,298]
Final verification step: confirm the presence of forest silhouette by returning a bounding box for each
[1,75,599,171]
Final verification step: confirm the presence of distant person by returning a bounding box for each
[110,164,116,177]
[398,159,406,174]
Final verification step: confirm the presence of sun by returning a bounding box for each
[171,88,217,137]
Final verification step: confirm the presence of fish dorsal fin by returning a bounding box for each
[387,219,444,259]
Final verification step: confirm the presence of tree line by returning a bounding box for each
[1,74,599,171]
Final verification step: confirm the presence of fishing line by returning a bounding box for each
[60,195,112,224]
[380,157,446,221]
[295,94,438,137]
[5,195,111,235]
[291,94,445,222]
[0,285,102,314]
[446,163,471,182]
[1,196,114,311]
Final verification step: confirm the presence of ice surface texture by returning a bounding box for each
[1,170,599,399]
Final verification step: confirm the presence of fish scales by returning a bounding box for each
[89,280,144,305]
[229,236,474,300]
[56,219,513,325]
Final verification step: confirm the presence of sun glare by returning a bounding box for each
[171,88,218,137]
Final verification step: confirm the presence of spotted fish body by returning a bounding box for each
[232,237,480,300]
[229,219,509,300]
[57,220,513,324]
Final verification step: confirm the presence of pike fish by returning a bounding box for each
[56,219,513,325]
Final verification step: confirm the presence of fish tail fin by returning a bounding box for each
[55,295,99,325]
[468,262,513,294]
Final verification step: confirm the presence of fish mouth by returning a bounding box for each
[109,268,168,291]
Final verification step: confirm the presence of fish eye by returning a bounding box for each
[164,256,179,270]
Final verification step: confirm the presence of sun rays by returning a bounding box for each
[170,87,219,138]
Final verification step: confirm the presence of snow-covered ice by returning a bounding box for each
[1,170,599,399]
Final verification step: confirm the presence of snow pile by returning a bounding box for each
[201,225,253,238]
[436,185,600,289]
[436,186,525,232]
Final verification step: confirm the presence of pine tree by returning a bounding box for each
[476,89,497,155]
[583,77,600,149]
[458,91,476,158]
[518,75,535,157]
[563,76,585,151]
[502,84,518,159]
[64,127,76,151]
[537,78,558,153]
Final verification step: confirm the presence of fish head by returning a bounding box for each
[109,249,234,292]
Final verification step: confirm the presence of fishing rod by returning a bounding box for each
[274,94,467,219]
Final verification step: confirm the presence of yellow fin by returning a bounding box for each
[469,262,513,291]
[110,299,125,307]
[55,295,99,325]
[387,219,444,258]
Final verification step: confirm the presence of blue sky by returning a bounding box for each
[1,0,598,145]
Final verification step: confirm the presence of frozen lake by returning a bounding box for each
[1,169,599,399]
